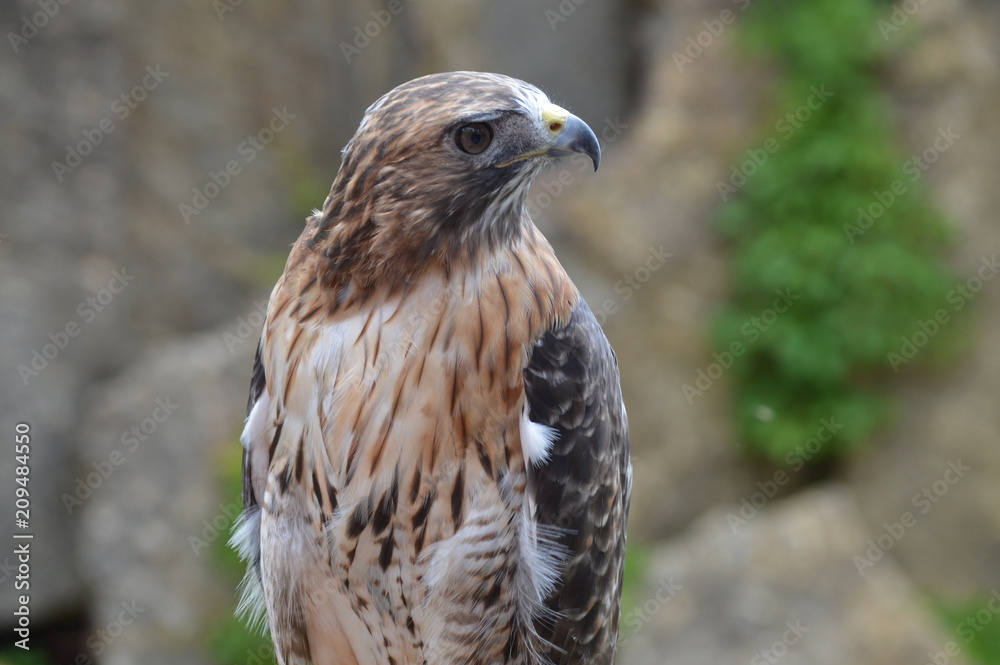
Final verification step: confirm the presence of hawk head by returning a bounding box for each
[308,71,600,293]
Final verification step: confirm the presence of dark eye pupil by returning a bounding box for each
[457,123,492,154]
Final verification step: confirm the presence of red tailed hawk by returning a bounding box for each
[233,71,631,665]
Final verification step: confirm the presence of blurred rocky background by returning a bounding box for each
[1,0,999,663]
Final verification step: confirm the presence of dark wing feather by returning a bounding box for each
[524,299,631,665]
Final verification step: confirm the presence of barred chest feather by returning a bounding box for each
[243,234,577,665]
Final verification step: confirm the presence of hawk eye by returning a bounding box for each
[456,123,493,154]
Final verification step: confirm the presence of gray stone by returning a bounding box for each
[77,331,255,664]
[618,486,969,665]
[848,0,1000,597]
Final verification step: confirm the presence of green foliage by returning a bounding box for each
[714,0,955,461]
[275,134,332,222]
[934,595,1000,664]
[618,542,650,623]
[0,648,57,665]
[204,437,275,665]
[206,612,275,665]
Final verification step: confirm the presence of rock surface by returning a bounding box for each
[618,486,972,665]
[77,331,255,665]
[846,0,1000,598]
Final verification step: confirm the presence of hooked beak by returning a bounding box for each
[543,103,601,171]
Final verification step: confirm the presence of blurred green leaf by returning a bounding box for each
[935,595,1000,665]
[619,541,651,621]
[714,0,957,462]
[203,435,275,664]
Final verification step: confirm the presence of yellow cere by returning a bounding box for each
[541,103,569,134]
